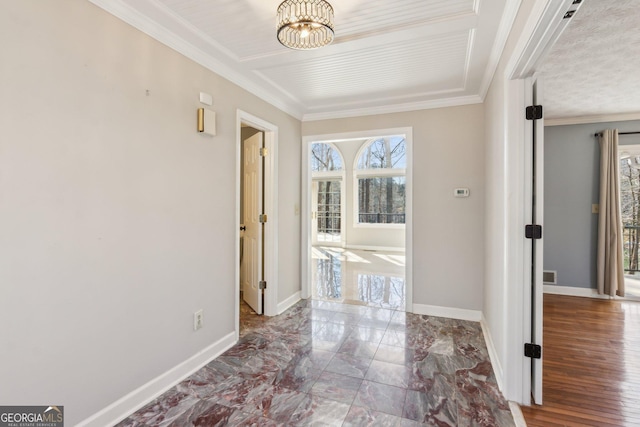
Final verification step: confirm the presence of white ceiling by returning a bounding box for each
[539,0,640,121]
[89,0,514,121]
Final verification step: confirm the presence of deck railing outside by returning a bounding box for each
[623,224,640,273]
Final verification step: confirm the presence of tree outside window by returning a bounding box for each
[311,143,343,241]
[620,148,640,273]
[356,137,406,225]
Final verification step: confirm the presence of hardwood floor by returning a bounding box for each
[520,294,640,426]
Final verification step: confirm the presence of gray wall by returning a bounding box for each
[544,120,640,289]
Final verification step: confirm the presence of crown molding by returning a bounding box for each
[89,0,497,123]
[87,0,305,120]
[545,112,640,127]
[478,0,523,99]
[303,94,483,122]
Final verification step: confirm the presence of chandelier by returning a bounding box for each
[276,0,334,50]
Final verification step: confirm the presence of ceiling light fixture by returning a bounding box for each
[277,0,334,50]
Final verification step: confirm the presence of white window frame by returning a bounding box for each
[311,143,346,245]
[353,138,407,229]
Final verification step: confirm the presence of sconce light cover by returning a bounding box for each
[197,108,216,136]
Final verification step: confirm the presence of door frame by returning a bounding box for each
[501,0,577,405]
[235,110,279,336]
[301,127,413,312]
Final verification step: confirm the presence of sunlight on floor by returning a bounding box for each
[623,276,640,298]
[373,253,405,267]
[311,246,405,310]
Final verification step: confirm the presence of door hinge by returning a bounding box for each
[524,343,542,359]
[259,280,267,290]
[259,214,268,223]
[259,147,268,157]
[525,224,542,239]
[525,105,543,120]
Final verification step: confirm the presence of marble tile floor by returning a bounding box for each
[116,300,515,426]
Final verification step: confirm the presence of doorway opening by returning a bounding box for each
[235,110,278,338]
[301,128,413,312]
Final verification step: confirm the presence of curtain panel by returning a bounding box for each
[597,129,625,297]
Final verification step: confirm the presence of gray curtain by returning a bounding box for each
[597,129,625,297]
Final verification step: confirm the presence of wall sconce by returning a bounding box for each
[197,108,216,136]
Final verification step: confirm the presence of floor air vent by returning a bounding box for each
[543,270,557,284]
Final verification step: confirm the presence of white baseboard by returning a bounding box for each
[412,303,482,322]
[480,314,504,393]
[77,332,236,427]
[509,402,527,427]
[543,284,610,299]
[277,291,301,314]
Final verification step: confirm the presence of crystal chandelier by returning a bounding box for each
[276,0,334,50]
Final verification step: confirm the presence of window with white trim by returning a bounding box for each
[355,137,406,225]
[311,143,344,243]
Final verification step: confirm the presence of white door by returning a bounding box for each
[242,132,263,314]
[526,76,544,404]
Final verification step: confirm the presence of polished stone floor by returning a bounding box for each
[312,247,406,310]
[116,299,515,426]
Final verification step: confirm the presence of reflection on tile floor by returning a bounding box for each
[312,247,406,310]
[117,300,515,426]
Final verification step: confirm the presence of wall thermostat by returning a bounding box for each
[454,188,470,198]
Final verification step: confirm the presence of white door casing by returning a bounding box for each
[499,0,575,405]
[235,110,278,338]
[527,76,544,405]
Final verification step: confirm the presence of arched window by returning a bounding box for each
[311,143,344,243]
[311,142,343,172]
[355,136,406,225]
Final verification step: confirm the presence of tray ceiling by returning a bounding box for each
[89,0,513,120]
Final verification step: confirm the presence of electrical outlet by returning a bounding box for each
[592,204,599,214]
[194,309,203,331]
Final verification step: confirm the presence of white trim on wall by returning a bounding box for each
[543,284,610,299]
[277,291,302,314]
[481,314,504,393]
[302,95,483,122]
[546,112,640,127]
[501,0,575,406]
[413,303,481,322]
[77,332,236,427]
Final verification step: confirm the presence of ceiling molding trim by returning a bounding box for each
[87,0,305,120]
[462,28,476,89]
[478,0,523,100]
[507,0,576,80]
[545,112,640,127]
[302,95,483,122]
